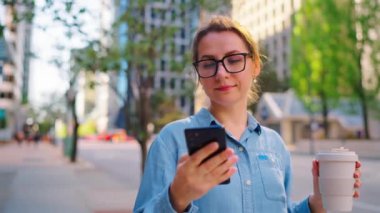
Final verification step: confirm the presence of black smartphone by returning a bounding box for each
[184,126,229,184]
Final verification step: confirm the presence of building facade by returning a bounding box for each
[74,0,121,134]
[0,2,33,141]
[232,0,301,81]
[146,0,198,116]
[115,0,198,121]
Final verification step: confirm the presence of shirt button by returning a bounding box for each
[238,147,244,152]
[245,180,252,186]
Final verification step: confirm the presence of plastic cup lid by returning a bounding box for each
[316,147,358,162]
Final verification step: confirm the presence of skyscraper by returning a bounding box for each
[232,0,301,81]
[0,2,33,141]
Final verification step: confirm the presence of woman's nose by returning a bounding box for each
[215,62,229,78]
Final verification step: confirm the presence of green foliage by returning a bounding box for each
[0,109,6,129]
[0,0,35,38]
[0,24,4,37]
[151,90,185,132]
[356,0,380,97]
[259,46,288,93]
[38,121,53,135]
[291,0,359,113]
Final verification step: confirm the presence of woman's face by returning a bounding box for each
[196,31,259,108]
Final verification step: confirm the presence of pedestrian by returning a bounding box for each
[13,131,24,146]
[133,16,361,212]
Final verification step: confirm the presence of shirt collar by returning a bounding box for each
[196,107,262,135]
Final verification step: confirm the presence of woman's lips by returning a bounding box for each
[215,85,236,91]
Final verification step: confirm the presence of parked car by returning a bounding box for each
[84,129,135,143]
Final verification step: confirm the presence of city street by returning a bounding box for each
[79,141,380,213]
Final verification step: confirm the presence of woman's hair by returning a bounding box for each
[192,16,261,104]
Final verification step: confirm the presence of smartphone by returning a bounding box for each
[184,126,229,184]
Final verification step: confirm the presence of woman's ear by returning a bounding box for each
[253,65,261,78]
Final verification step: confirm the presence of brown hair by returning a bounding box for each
[192,16,261,104]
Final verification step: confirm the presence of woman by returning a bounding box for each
[134,16,361,213]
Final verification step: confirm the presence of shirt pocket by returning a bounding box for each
[256,153,286,202]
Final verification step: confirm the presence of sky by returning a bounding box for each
[29,0,101,108]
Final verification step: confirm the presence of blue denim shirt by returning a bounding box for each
[134,108,311,213]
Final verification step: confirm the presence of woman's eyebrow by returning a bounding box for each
[199,55,215,60]
[199,50,244,60]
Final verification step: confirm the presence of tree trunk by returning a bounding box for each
[138,139,148,174]
[357,46,371,139]
[320,91,329,138]
[70,96,79,163]
[359,93,370,139]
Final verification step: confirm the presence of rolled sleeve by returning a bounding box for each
[164,186,199,213]
[294,196,311,213]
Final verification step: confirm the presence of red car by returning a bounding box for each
[95,129,135,142]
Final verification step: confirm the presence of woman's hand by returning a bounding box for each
[169,142,238,212]
[309,160,362,213]
[353,161,362,198]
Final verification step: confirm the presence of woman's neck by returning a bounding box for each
[209,103,248,140]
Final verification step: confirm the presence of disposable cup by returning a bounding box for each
[316,147,358,212]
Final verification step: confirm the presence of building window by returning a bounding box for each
[170,78,176,89]
[283,52,287,64]
[181,79,185,89]
[180,44,186,55]
[284,68,288,77]
[171,9,176,21]
[273,38,277,51]
[151,9,156,19]
[0,65,3,75]
[160,78,166,89]
[161,59,166,71]
[180,95,186,107]
[4,75,14,83]
[282,35,287,46]
[8,92,13,99]
[0,92,13,99]
[273,57,277,67]
[180,28,185,39]
[0,109,6,129]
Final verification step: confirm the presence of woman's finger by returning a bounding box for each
[208,154,238,178]
[216,167,237,185]
[190,142,219,166]
[200,148,234,174]
[354,171,361,179]
[354,179,361,188]
[312,160,319,177]
[178,154,190,164]
[356,161,361,169]
[353,190,360,198]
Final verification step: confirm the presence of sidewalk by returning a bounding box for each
[290,139,380,159]
[0,142,133,213]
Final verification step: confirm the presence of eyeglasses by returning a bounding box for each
[193,53,253,78]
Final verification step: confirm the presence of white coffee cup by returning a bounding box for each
[316,147,358,212]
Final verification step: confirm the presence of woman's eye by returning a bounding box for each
[201,61,216,69]
[227,58,242,64]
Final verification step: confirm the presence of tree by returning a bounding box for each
[115,1,195,172]
[291,0,360,138]
[1,0,231,170]
[354,0,380,138]
[0,0,35,38]
[292,0,380,139]
[108,1,230,172]
[151,90,186,132]
[1,0,90,155]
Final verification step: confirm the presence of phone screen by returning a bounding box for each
[184,126,229,184]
